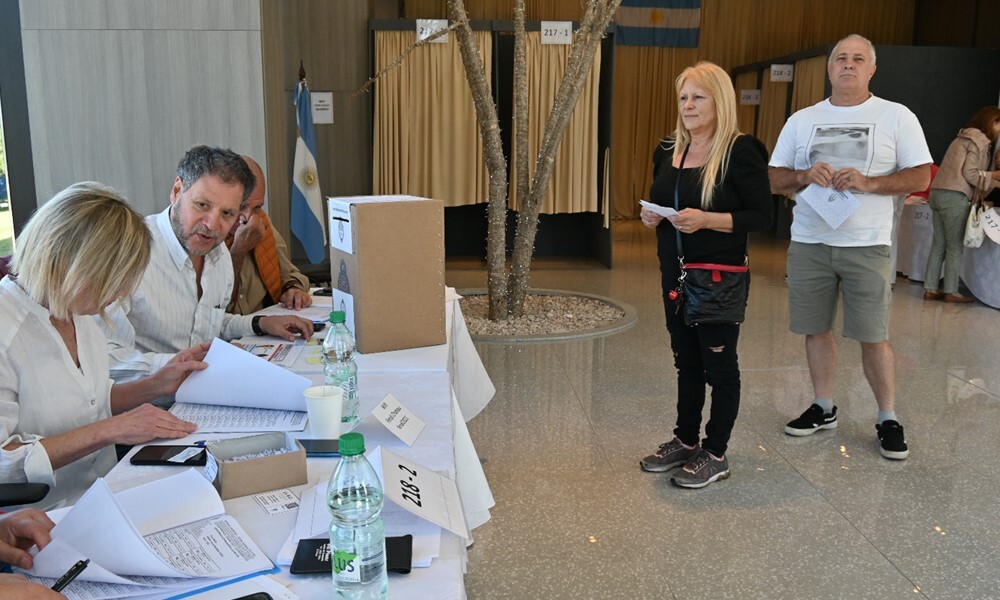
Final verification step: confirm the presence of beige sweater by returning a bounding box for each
[931,127,998,199]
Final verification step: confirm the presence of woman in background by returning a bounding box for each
[0,182,206,507]
[638,62,772,489]
[923,106,1000,303]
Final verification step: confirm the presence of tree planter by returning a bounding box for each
[458,288,637,343]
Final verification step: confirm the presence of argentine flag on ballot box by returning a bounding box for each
[616,0,701,47]
[291,80,327,263]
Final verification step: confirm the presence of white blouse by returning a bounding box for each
[0,277,116,508]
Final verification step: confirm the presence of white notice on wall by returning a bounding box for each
[416,19,449,43]
[739,89,761,105]
[541,21,572,44]
[770,64,794,82]
[311,92,333,124]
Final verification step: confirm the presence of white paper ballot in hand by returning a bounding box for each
[798,183,862,230]
[639,200,679,219]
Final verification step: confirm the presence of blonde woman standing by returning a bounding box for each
[639,62,772,488]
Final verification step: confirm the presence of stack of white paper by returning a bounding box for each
[20,470,274,600]
[172,338,311,432]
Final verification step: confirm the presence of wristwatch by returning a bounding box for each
[251,315,264,336]
[281,281,301,293]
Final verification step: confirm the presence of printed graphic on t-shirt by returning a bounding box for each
[806,124,875,175]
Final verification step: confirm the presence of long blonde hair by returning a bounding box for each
[669,62,742,210]
[11,182,151,320]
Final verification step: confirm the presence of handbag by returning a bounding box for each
[669,144,750,326]
[963,170,990,249]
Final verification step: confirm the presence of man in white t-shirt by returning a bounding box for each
[769,34,932,460]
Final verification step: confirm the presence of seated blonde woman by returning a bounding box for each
[0,182,207,508]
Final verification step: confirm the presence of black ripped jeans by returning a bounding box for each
[664,295,742,457]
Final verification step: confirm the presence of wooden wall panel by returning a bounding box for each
[261,0,372,264]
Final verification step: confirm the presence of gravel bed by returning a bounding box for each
[459,293,625,336]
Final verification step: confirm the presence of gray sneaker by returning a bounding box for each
[670,449,731,488]
[640,438,698,473]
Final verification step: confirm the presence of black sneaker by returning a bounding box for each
[784,404,838,436]
[876,420,909,460]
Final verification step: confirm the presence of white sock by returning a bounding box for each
[815,398,834,413]
[878,411,897,425]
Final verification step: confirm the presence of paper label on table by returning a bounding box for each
[254,489,300,516]
[639,200,679,219]
[203,451,218,483]
[982,208,1000,244]
[167,447,205,464]
[797,183,861,230]
[373,394,426,447]
[541,21,572,44]
[368,446,470,539]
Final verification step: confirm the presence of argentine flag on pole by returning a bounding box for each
[291,79,327,263]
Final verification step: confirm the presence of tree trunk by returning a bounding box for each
[506,1,621,316]
[447,0,510,320]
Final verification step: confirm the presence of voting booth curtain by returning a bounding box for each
[373,29,601,215]
[373,30,492,208]
[508,31,601,215]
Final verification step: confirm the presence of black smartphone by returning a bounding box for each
[298,439,340,456]
[312,321,328,332]
[130,445,207,467]
[231,594,273,600]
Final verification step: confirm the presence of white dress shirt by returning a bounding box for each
[102,207,254,381]
[0,277,117,508]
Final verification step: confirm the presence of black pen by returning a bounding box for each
[51,558,89,592]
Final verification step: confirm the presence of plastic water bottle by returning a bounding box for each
[327,432,388,599]
[323,311,359,427]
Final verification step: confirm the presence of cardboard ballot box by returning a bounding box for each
[327,195,446,354]
[204,433,307,500]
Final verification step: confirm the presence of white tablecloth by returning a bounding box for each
[99,288,495,599]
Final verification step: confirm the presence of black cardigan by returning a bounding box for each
[648,134,773,293]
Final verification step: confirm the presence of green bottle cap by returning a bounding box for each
[330,311,346,324]
[339,432,365,456]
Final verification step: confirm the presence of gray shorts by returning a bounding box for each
[787,242,892,343]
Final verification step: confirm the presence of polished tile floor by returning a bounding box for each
[449,220,1000,600]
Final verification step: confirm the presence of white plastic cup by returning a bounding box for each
[304,385,344,438]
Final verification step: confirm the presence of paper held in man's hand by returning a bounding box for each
[172,338,311,432]
[21,470,274,600]
[639,200,679,219]
[798,184,862,230]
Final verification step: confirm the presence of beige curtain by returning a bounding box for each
[610,46,697,219]
[734,71,758,137]
[756,68,790,155]
[790,55,827,114]
[373,30,492,207]
[509,32,600,215]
